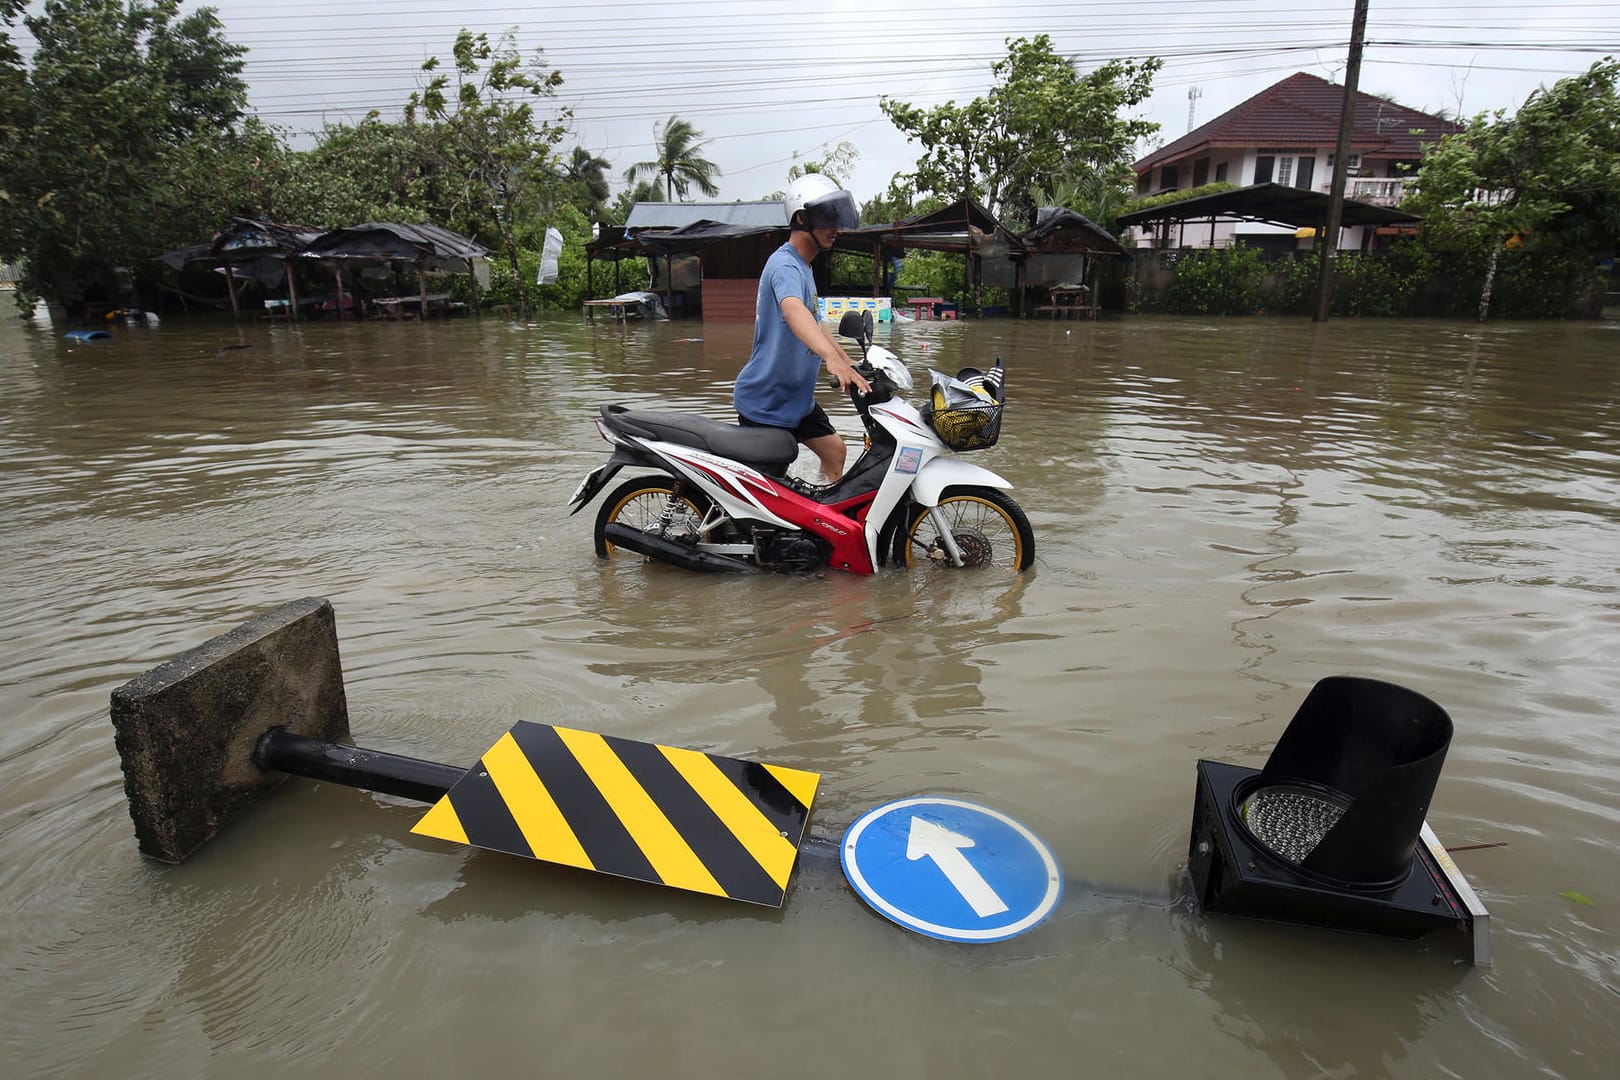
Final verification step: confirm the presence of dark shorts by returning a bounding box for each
[737,403,835,443]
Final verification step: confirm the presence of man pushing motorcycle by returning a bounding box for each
[733,174,872,486]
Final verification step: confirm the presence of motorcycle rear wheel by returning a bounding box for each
[892,486,1035,571]
[594,477,713,560]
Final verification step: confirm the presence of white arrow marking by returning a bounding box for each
[905,816,1008,918]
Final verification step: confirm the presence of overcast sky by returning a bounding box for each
[20,0,1620,203]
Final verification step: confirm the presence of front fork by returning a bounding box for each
[924,505,966,567]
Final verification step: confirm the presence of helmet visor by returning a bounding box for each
[804,190,859,231]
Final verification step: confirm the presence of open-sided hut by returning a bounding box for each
[586,201,788,319]
[208,217,325,319]
[993,208,1126,317]
[834,198,1014,315]
[303,223,489,319]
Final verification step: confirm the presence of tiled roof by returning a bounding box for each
[1135,72,1462,172]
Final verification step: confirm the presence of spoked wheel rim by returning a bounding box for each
[595,479,710,559]
[899,490,1033,571]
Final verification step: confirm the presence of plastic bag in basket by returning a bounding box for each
[927,362,1005,450]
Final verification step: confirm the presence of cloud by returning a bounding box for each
[135,0,1614,201]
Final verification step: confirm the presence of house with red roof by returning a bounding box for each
[1129,72,1462,251]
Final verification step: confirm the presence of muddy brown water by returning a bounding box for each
[2,308,1617,1078]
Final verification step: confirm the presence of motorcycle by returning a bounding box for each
[567,310,1034,575]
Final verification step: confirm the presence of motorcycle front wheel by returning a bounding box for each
[594,477,713,560]
[892,486,1035,571]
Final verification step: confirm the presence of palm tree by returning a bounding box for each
[563,145,613,207]
[624,115,721,201]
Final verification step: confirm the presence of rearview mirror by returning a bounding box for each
[837,311,867,340]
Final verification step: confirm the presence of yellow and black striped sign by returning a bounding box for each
[411,722,820,907]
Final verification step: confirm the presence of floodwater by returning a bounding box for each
[2,305,1617,1079]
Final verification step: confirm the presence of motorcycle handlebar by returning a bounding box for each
[828,361,880,394]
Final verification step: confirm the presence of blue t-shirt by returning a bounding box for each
[733,242,820,427]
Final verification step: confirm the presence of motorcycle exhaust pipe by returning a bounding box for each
[602,523,757,574]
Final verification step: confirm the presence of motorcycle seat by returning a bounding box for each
[601,405,798,471]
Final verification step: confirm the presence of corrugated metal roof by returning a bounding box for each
[626,201,784,230]
[1114,182,1421,230]
[306,222,488,260]
[1135,72,1463,173]
[1019,209,1124,254]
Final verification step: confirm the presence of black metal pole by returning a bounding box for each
[254,728,463,804]
[248,728,1178,911]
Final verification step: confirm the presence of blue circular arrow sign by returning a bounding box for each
[840,797,1063,943]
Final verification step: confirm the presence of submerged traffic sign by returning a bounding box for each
[412,722,820,907]
[841,797,1062,942]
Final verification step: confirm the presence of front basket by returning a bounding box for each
[926,400,1003,451]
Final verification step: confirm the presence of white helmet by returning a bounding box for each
[783,173,859,232]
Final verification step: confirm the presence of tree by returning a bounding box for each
[859,179,933,228]
[881,35,1160,229]
[1,3,27,265]
[291,114,438,226]
[1406,57,1620,320]
[1,2,26,160]
[606,178,664,224]
[560,145,613,220]
[787,140,858,186]
[2,0,249,310]
[406,28,570,315]
[624,115,721,201]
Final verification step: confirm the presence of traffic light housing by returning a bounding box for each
[1188,677,1489,962]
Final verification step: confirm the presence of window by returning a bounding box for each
[1192,157,1209,187]
[1137,171,1152,194]
[1215,162,1228,182]
[1254,155,1275,184]
[1327,153,1362,175]
[1277,156,1293,186]
[1295,156,1315,190]
[1160,165,1180,190]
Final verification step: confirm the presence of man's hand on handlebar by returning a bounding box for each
[826,354,872,395]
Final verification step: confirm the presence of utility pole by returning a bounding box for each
[1313,0,1370,323]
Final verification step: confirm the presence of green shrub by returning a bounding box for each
[1161,245,1266,315]
[1261,254,1316,315]
[1256,239,1436,317]
[1123,182,1240,215]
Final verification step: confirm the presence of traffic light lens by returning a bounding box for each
[1240,784,1348,864]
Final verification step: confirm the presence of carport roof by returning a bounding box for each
[1114,183,1421,231]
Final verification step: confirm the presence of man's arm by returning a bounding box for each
[780,296,872,393]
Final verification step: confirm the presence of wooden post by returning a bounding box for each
[286,258,300,322]
[1313,0,1370,323]
[224,264,240,320]
[418,266,429,319]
